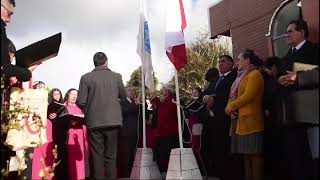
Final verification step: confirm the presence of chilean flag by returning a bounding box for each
[165,0,187,71]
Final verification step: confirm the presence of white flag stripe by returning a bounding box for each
[165,0,183,31]
[137,13,145,56]
[137,2,154,92]
[165,31,185,53]
[165,0,185,53]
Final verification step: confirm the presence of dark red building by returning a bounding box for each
[209,0,319,59]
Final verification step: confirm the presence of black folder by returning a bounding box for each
[15,33,62,67]
[59,113,84,120]
[48,101,65,115]
[58,113,85,126]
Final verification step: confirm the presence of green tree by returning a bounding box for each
[170,32,231,102]
[126,66,159,97]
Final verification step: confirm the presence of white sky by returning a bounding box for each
[7,0,221,94]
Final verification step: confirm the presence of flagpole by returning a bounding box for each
[129,0,162,178]
[141,0,147,149]
[174,69,184,149]
[141,66,147,148]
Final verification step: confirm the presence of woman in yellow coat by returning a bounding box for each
[225,49,264,180]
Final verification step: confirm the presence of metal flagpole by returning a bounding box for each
[174,69,183,149]
[174,69,184,179]
[141,66,146,148]
[129,0,162,178]
[140,0,147,149]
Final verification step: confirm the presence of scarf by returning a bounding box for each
[229,69,249,101]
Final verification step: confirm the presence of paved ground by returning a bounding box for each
[118,176,220,180]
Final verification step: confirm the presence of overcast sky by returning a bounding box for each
[7,0,221,94]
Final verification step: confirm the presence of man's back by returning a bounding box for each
[77,66,126,129]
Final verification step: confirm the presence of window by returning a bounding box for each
[271,0,302,57]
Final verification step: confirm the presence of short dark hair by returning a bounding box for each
[288,20,309,38]
[7,38,16,53]
[219,55,234,63]
[241,49,263,67]
[205,67,219,82]
[264,56,281,70]
[93,52,108,67]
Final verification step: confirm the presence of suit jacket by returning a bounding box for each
[263,72,280,128]
[277,41,319,125]
[227,69,264,135]
[120,98,140,137]
[292,67,319,125]
[212,69,237,121]
[200,79,218,126]
[77,66,127,129]
[1,19,10,67]
[1,20,31,83]
[281,41,318,72]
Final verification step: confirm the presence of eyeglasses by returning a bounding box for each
[1,4,13,17]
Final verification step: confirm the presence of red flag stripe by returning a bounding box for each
[166,44,187,71]
[179,0,187,31]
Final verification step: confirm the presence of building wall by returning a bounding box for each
[302,0,319,42]
[209,0,284,58]
[209,0,319,58]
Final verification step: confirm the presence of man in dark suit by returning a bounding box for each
[202,55,238,179]
[117,86,140,178]
[1,1,37,179]
[1,0,38,87]
[77,52,127,179]
[277,19,319,180]
[200,67,219,176]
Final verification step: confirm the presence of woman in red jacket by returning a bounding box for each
[151,84,179,173]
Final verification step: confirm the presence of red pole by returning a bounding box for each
[29,77,33,89]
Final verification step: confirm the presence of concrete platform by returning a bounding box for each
[166,148,202,180]
[130,148,162,179]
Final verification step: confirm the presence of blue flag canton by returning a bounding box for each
[144,21,151,54]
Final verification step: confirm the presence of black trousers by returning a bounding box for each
[154,136,179,172]
[201,117,244,180]
[282,126,314,180]
[53,118,69,180]
[210,121,231,179]
[264,127,287,179]
[207,118,230,178]
[200,120,212,176]
[117,135,138,178]
[88,127,118,179]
